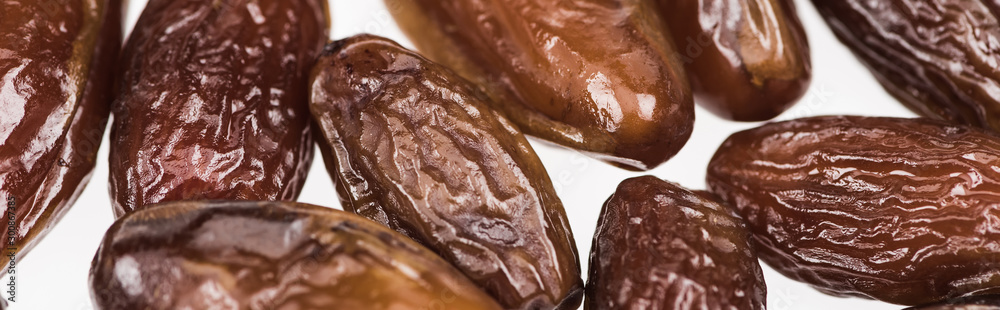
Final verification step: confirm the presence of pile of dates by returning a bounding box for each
[5,0,1000,309]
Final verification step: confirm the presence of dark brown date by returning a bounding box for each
[812,0,1000,132]
[907,295,1000,310]
[89,200,504,310]
[586,176,766,310]
[108,0,328,217]
[659,0,811,121]
[386,0,694,171]
[0,0,121,261]
[309,35,583,310]
[707,115,1000,305]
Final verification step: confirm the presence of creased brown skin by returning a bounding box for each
[309,35,583,310]
[707,116,1000,305]
[908,295,1000,310]
[812,1,1000,132]
[586,176,766,310]
[659,0,811,121]
[385,0,694,171]
[108,0,328,218]
[0,0,121,262]
[89,200,504,310]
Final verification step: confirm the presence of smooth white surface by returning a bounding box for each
[10,0,918,309]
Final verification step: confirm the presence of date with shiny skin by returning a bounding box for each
[707,116,1000,305]
[89,201,503,310]
[659,0,811,121]
[108,0,328,217]
[812,0,1000,132]
[586,176,766,310]
[907,295,1000,310]
[310,35,583,310]
[0,0,120,261]
[386,0,694,170]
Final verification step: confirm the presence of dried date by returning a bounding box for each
[586,176,766,310]
[309,35,583,310]
[707,115,1000,305]
[0,0,121,261]
[907,295,1000,310]
[89,200,503,310]
[108,0,329,217]
[385,0,694,170]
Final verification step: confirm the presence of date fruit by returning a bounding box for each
[89,200,504,310]
[907,295,1000,310]
[0,0,121,261]
[812,1,1000,132]
[659,0,811,121]
[586,176,766,310]
[309,35,583,310]
[108,0,328,217]
[707,115,1000,305]
[385,0,694,171]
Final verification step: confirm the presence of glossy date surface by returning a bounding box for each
[108,0,328,217]
[586,176,766,310]
[0,0,121,261]
[659,0,811,121]
[309,35,583,310]
[89,200,503,310]
[386,0,694,170]
[707,116,1000,305]
[812,0,1000,132]
[907,295,1000,310]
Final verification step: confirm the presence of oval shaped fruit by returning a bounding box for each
[0,0,121,261]
[811,0,1000,132]
[659,0,811,121]
[385,0,694,171]
[309,35,583,310]
[586,176,766,310]
[707,115,1000,305]
[907,295,1000,310]
[108,0,328,217]
[89,200,503,310]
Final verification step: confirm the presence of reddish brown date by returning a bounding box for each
[707,116,1000,305]
[89,201,504,310]
[812,1,1000,132]
[907,295,1000,310]
[386,0,694,171]
[586,176,766,310]
[659,0,811,121]
[309,35,583,310]
[0,0,121,261]
[108,0,328,217]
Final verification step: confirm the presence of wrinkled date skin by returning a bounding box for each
[707,116,1000,305]
[908,295,1000,310]
[586,176,766,310]
[812,1,1000,132]
[108,0,328,217]
[89,201,504,310]
[385,0,694,170]
[309,35,583,310]
[0,0,121,261]
[659,0,811,121]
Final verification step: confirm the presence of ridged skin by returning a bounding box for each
[0,0,121,261]
[658,0,811,121]
[385,0,694,170]
[89,201,504,310]
[309,35,583,310]
[707,116,1000,305]
[108,0,328,217]
[907,295,1000,310]
[812,0,1000,132]
[586,176,766,310]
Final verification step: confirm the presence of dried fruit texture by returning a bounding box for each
[108,0,328,217]
[0,0,121,261]
[907,295,1000,310]
[385,0,694,171]
[89,201,504,310]
[812,0,1000,132]
[586,176,766,310]
[659,0,811,121]
[707,115,1000,305]
[309,35,583,310]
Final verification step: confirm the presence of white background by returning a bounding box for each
[10,0,922,309]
